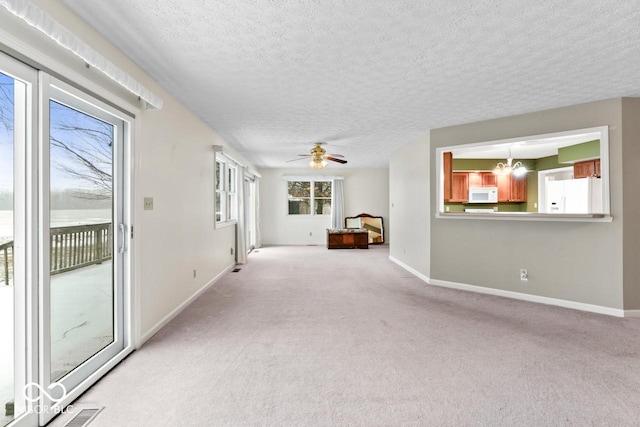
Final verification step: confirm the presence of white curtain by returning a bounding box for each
[255,177,261,248]
[0,0,163,109]
[331,178,345,228]
[236,167,247,264]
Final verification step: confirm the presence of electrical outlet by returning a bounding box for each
[309,232,312,236]
[520,269,528,281]
[230,247,234,255]
[445,206,450,212]
[193,269,196,278]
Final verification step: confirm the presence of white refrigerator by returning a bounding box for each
[545,177,602,214]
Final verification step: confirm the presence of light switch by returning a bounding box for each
[144,197,154,210]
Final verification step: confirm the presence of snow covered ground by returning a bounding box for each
[1,261,112,425]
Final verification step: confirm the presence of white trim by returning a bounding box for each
[389,256,430,283]
[429,278,624,317]
[391,257,626,317]
[46,344,134,416]
[138,262,236,346]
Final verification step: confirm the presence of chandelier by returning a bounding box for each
[493,148,527,177]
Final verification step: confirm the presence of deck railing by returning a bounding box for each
[0,240,12,285]
[0,222,112,285]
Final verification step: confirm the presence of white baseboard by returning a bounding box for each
[389,256,628,318]
[139,262,236,346]
[389,255,430,283]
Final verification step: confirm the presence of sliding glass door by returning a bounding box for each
[38,79,128,425]
[0,52,131,427]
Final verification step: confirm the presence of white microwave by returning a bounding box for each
[468,186,498,203]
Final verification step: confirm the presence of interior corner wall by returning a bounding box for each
[430,98,624,309]
[26,0,252,340]
[388,134,430,278]
[621,98,640,310]
[259,168,389,245]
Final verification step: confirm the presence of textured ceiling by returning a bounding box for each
[62,0,640,169]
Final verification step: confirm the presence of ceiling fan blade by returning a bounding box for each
[327,153,344,158]
[325,156,348,164]
[285,157,310,163]
[296,154,312,157]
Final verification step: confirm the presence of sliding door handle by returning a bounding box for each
[118,224,126,254]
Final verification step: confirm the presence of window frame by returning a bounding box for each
[287,179,332,216]
[436,125,612,222]
[215,154,238,227]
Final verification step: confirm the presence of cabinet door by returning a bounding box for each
[482,173,497,187]
[451,172,468,202]
[496,174,510,202]
[574,160,595,178]
[443,152,452,201]
[510,176,527,202]
[468,172,483,188]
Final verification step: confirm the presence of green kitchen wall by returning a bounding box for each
[557,140,600,164]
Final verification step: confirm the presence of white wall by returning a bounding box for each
[389,135,430,279]
[9,0,255,342]
[260,168,389,245]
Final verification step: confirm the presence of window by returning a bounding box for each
[215,157,237,224]
[437,126,611,221]
[288,180,332,215]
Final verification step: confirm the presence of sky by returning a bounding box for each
[0,71,114,195]
[0,72,13,193]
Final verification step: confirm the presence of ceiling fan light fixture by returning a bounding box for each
[309,158,327,169]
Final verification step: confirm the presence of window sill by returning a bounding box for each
[436,212,613,222]
[215,220,237,229]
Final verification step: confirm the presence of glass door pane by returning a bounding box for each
[0,67,18,427]
[48,99,116,382]
[0,56,36,427]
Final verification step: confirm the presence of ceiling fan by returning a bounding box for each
[286,142,348,169]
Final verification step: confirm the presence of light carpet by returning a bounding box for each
[71,245,640,426]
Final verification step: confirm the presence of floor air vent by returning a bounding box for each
[64,407,103,427]
[232,268,241,272]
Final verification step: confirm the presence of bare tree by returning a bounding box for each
[0,82,12,133]
[0,87,113,201]
[49,102,113,200]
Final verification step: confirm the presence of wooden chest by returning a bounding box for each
[327,229,369,249]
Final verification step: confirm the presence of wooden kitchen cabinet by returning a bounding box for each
[497,174,510,202]
[450,172,469,202]
[443,152,453,201]
[468,172,496,188]
[574,159,600,178]
[497,174,527,202]
[468,172,483,187]
[510,176,527,202]
[482,173,497,187]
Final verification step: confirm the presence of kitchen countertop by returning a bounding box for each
[438,211,612,222]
